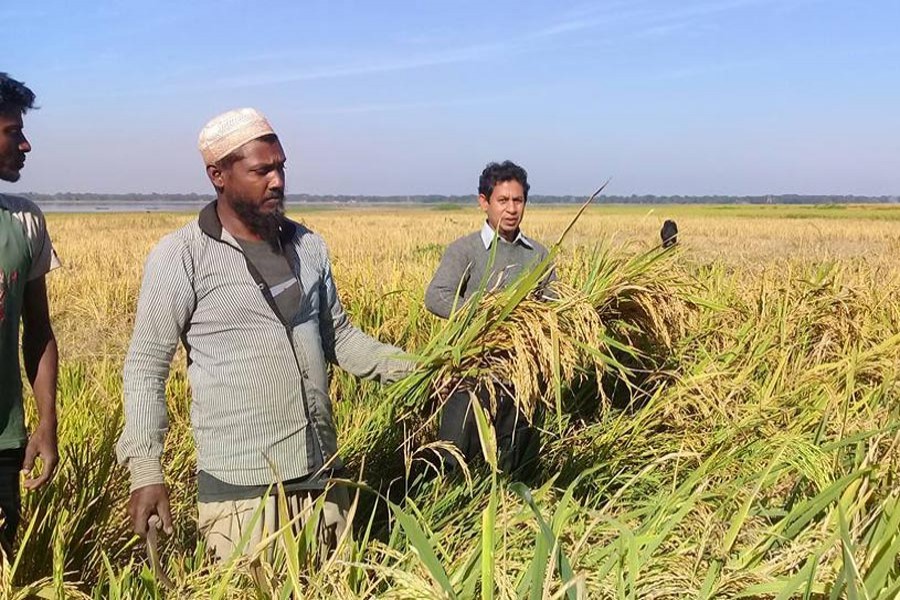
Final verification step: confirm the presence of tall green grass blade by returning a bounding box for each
[389,501,458,599]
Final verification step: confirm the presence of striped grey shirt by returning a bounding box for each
[116,202,410,490]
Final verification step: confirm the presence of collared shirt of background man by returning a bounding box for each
[0,73,61,557]
[424,160,553,476]
[116,108,412,561]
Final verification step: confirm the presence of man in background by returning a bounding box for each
[425,160,552,475]
[0,73,61,556]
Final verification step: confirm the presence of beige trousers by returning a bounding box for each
[197,485,349,563]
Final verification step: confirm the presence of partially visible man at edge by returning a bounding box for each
[0,73,61,557]
[116,108,411,561]
[424,160,553,476]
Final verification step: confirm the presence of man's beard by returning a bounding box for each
[0,157,24,182]
[0,170,21,183]
[232,196,286,248]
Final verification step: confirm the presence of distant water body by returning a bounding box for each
[41,201,208,213]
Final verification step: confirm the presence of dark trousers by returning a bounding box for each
[437,384,540,476]
[0,448,24,556]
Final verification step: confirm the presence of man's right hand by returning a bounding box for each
[128,484,173,538]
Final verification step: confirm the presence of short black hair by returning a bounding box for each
[0,73,36,115]
[479,160,530,202]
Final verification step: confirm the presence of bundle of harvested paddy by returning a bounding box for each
[389,244,693,424]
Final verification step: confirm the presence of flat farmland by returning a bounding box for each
[8,204,900,599]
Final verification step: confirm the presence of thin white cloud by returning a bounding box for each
[60,0,831,98]
[529,0,797,41]
[528,6,655,39]
[293,94,514,116]
[210,3,681,89]
[217,1,778,90]
[214,42,508,88]
[632,21,695,39]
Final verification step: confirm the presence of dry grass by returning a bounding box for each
[2,203,898,598]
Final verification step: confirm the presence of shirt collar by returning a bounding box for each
[198,200,297,247]
[480,221,534,250]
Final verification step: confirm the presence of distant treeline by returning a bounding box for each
[19,192,900,205]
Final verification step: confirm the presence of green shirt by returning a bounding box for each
[0,194,59,450]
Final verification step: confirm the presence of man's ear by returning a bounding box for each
[206,164,225,189]
[478,193,490,212]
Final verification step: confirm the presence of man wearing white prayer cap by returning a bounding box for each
[117,108,412,563]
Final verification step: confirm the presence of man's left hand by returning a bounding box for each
[22,420,59,490]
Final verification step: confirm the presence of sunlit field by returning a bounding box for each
[6,203,900,599]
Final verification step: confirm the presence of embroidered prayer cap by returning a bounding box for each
[198,108,276,166]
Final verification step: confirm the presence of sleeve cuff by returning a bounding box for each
[129,457,165,491]
[385,355,417,383]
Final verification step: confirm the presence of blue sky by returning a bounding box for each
[2,0,898,196]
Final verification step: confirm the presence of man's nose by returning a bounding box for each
[19,135,31,153]
[269,169,285,189]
